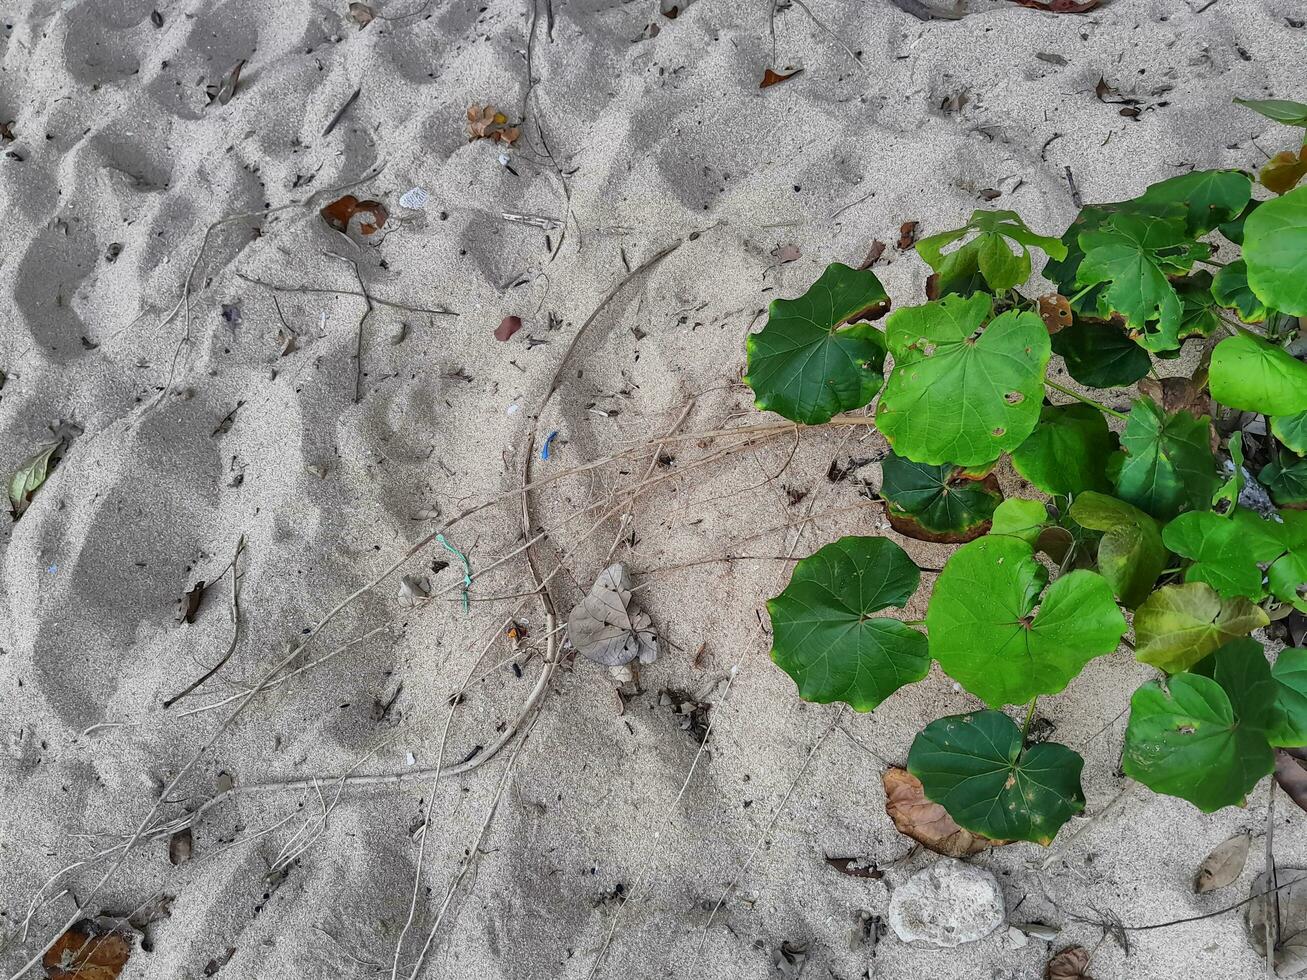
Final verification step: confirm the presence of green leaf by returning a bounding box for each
[1134,170,1254,237]
[990,498,1049,546]
[877,294,1050,467]
[1011,403,1116,496]
[1174,272,1222,340]
[1261,456,1307,507]
[8,444,59,519]
[1211,260,1267,323]
[1076,209,1211,353]
[916,210,1067,293]
[1212,431,1245,513]
[1114,397,1217,522]
[1124,642,1276,812]
[1161,509,1286,600]
[1236,97,1307,128]
[1267,512,1307,612]
[767,536,929,711]
[1219,199,1258,245]
[925,535,1126,707]
[1050,319,1151,388]
[1069,491,1168,608]
[744,262,891,424]
[907,710,1085,845]
[1272,412,1307,454]
[879,450,1001,543]
[1270,648,1307,748]
[1210,333,1307,416]
[1133,582,1270,673]
[1243,184,1307,316]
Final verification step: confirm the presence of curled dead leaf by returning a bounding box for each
[1261,147,1307,196]
[320,194,388,236]
[348,2,376,26]
[177,580,206,625]
[1276,748,1307,814]
[1038,293,1073,334]
[208,60,245,106]
[859,240,887,269]
[1193,833,1250,893]
[567,563,658,666]
[883,767,1010,857]
[9,443,60,519]
[824,856,882,879]
[495,315,524,341]
[169,827,193,866]
[1045,945,1093,980]
[897,221,919,250]
[760,68,802,89]
[1136,376,1209,417]
[771,243,802,264]
[42,921,132,980]
[467,104,520,144]
[1011,0,1098,11]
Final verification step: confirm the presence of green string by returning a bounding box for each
[436,532,473,613]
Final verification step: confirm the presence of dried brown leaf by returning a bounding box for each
[859,240,887,269]
[883,767,1009,857]
[319,194,388,236]
[177,581,206,625]
[1261,147,1307,196]
[567,563,658,666]
[1011,0,1098,11]
[1276,748,1307,813]
[1039,293,1073,334]
[1045,945,1093,980]
[169,827,193,866]
[1193,833,1250,893]
[43,921,132,980]
[824,856,883,879]
[760,68,803,89]
[348,2,375,26]
[1136,376,1209,417]
[897,220,919,250]
[495,315,524,342]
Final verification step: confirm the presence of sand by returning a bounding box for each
[1,0,1305,977]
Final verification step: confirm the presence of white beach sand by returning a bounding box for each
[2,0,1305,977]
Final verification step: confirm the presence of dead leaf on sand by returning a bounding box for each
[1247,868,1307,976]
[1045,945,1093,980]
[1193,833,1250,893]
[1011,0,1099,11]
[760,68,802,89]
[348,2,376,27]
[883,767,1010,857]
[897,221,919,250]
[495,315,524,341]
[320,194,388,236]
[467,104,520,144]
[859,240,887,269]
[1136,375,1209,417]
[177,580,206,625]
[42,921,132,980]
[824,856,883,879]
[9,443,60,519]
[207,60,245,106]
[1276,748,1307,813]
[567,563,658,666]
[169,827,193,866]
[771,243,802,263]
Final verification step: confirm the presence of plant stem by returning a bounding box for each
[1022,697,1038,740]
[902,619,926,627]
[1044,377,1130,421]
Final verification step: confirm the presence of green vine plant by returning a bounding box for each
[748,96,1307,845]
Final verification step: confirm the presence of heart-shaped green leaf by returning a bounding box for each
[1236,97,1307,128]
[990,498,1049,546]
[1267,511,1307,612]
[1174,272,1222,340]
[925,535,1126,707]
[1243,184,1307,316]
[1069,491,1168,608]
[1262,456,1307,507]
[1133,582,1270,673]
[876,293,1050,467]
[1212,261,1268,323]
[1011,403,1116,496]
[1210,333,1307,416]
[745,262,891,424]
[907,710,1085,845]
[1076,209,1211,353]
[1272,412,1307,454]
[916,210,1067,293]
[1050,320,1151,389]
[1271,648,1307,748]
[1162,509,1286,600]
[1124,640,1276,812]
[1133,169,1253,237]
[1114,397,1217,521]
[767,536,929,711]
[879,450,1001,543]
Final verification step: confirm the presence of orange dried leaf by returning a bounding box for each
[760,68,802,89]
[43,921,131,980]
[1260,147,1307,195]
[320,194,388,236]
[883,767,1010,857]
[1038,293,1073,334]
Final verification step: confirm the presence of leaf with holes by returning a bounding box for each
[1076,208,1211,353]
[925,535,1126,707]
[1114,397,1217,521]
[878,449,1001,543]
[1161,509,1286,600]
[1133,582,1270,673]
[907,709,1085,845]
[915,209,1067,293]
[1210,332,1307,416]
[876,293,1050,466]
[745,263,891,424]
[1069,491,1167,608]
[1123,640,1276,812]
[767,536,929,711]
[1272,412,1307,454]
[1262,456,1307,507]
[1050,320,1151,388]
[1011,403,1116,496]
[1243,184,1307,316]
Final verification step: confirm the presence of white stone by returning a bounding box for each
[887,858,1005,948]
